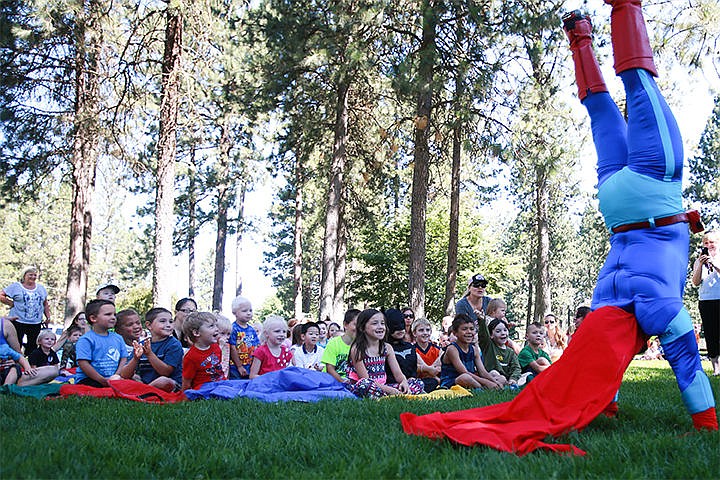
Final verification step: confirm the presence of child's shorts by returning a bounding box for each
[0,363,21,384]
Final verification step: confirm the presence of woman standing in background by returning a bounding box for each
[0,266,51,354]
[692,230,719,376]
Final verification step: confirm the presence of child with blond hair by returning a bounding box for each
[249,316,293,378]
[28,329,60,368]
[215,314,233,379]
[228,296,259,379]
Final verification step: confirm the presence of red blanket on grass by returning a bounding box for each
[59,379,187,404]
[400,306,646,456]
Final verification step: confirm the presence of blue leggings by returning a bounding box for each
[585,69,683,184]
[585,69,714,415]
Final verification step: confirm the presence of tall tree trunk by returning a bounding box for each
[525,246,534,329]
[212,197,228,310]
[212,125,231,311]
[444,21,464,317]
[187,145,197,297]
[64,0,101,326]
[319,79,349,323]
[408,1,436,320]
[444,121,461,316]
[235,183,246,297]
[333,203,346,321]
[293,155,304,321]
[153,2,182,308]
[533,167,551,321]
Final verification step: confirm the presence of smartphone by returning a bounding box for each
[701,246,709,256]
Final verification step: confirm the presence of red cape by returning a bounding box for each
[400,306,646,455]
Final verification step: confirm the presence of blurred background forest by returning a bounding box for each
[1,0,718,332]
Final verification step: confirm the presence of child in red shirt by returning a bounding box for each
[249,316,293,378]
[181,312,226,390]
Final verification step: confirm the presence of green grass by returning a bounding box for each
[2,361,718,479]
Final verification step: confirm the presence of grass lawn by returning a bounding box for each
[2,360,718,479]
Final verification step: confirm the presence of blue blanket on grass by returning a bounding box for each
[184,367,357,402]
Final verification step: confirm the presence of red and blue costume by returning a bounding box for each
[401,0,716,455]
[567,0,715,430]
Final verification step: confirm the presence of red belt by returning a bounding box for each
[611,210,704,234]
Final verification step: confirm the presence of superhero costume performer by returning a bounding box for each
[401,0,717,455]
[567,0,716,431]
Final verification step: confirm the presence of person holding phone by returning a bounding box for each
[692,230,719,376]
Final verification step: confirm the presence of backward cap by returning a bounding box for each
[96,283,120,295]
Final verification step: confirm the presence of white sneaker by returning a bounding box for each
[517,372,532,388]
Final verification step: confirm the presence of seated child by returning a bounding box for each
[438,315,455,348]
[115,309,144,381]
[326,322,341,339]
[1,317,58,386]
[321,310,359,383]
[412,317,441,381]
[216,314,233,379]
[58,325,83,370]
[249,316,293,378]
[517,321,552,384]
[568,306,592,344]
[115,309,143,361]
[28,329,60,368]
[440,314,501,390]
[134,307,183,392]
[385,310,437,393]
[485,298,521,354]
[182,312,226,390]
[316,321,329,348]
[480,319,521,387]
[228,296,259,379]
[289,322,303,349]
[53,311,89,354]
[291,322,325,371]
[347,309,424,398]
[75,299,128,387]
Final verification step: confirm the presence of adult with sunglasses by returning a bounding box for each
[454,274,492,333]
[401,307,415,342]
[542,313,567,362]
[173,298,197,348]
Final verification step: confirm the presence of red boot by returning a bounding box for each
[562,10,608,101]
[601,401,619,418]
[691,407,719,431]
[604,0,658,76]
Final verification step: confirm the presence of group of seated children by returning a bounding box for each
[2,295,559,400]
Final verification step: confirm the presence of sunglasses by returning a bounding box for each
[545,320,556,324]
[178,308,197,314]
[403,313,414,319]
[471,282,487,288]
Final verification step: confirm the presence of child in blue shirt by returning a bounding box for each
[228,296,259,378]
[134,307,183,391]
[75,299,127,387]
[440,314,501,390]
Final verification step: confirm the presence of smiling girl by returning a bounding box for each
[249,316,293,378]
[347,309,424,398]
